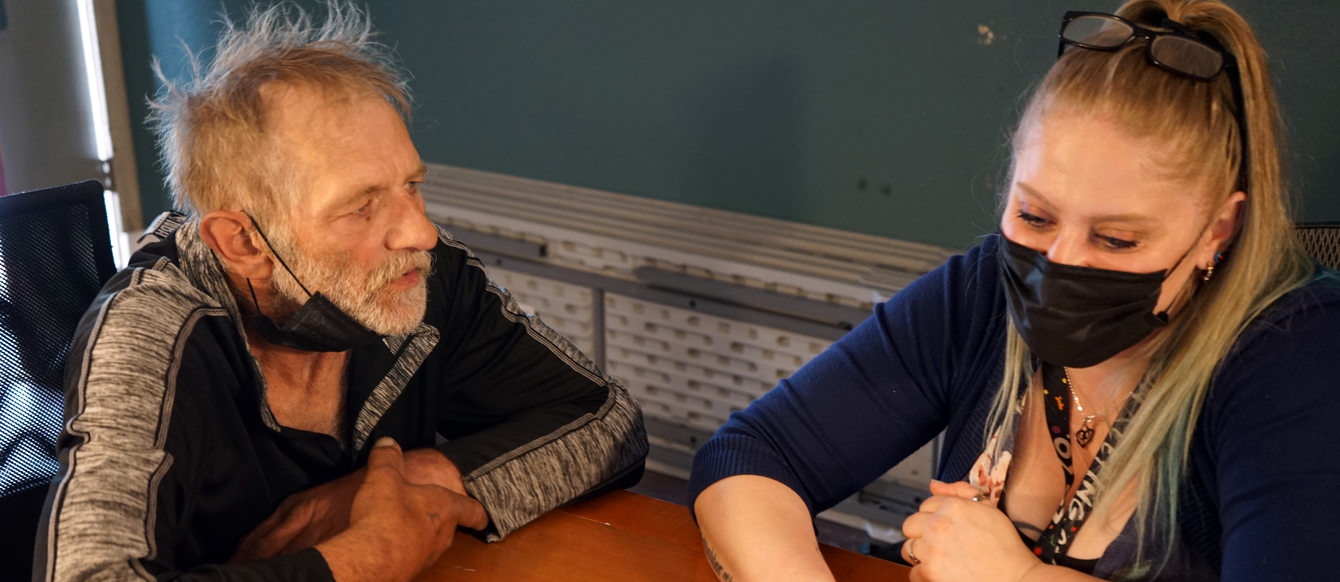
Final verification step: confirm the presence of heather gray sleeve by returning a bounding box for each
[461,385,646,540]
[35,264,332,582]
[429,231,649,540]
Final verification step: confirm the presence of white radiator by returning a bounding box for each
[423,163,959,542]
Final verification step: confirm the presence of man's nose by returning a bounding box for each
[387,189,438,252]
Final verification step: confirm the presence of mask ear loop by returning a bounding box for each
[246,278,264,315]
[1153,221,1220,319]
[243,213,314,298]
[1160,240,1198,283]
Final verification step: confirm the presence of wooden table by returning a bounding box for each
[417,490,910,581]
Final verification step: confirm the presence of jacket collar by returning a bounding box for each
[161,212,440,449]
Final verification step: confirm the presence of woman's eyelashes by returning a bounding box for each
[1016,210,1140,251]
[1016,210,1051,229]
[1097,234,1138,250]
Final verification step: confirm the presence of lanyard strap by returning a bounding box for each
[1035,363,1132,563]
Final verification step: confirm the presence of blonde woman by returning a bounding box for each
[689,1,1339,580]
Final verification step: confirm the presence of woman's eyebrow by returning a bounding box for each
[1016,182,1158,227]
[1015,182,1052,206]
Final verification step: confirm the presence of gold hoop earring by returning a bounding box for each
[1202,251,1225,283]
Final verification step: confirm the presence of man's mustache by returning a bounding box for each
[364,250,433,292]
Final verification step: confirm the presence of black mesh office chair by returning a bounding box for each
[1297,223,1340,271]
[0,180,116,574]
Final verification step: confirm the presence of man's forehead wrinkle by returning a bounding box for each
[258,82,419,228]
[266,88,355,179]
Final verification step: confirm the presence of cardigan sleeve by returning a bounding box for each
[1197,278,1340,582]
[688,235,1007,515]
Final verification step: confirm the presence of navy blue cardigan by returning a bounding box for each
[689,234,1340,580]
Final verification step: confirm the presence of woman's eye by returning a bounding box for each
[1016,210,1049,228]
[1098,235,1137,250]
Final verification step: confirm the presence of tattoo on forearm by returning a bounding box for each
[703,537,734,582]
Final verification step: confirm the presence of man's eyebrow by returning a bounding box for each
[329,166,426,212]
[333,185,381,209]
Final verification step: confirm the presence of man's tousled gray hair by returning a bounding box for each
[149,0,411,218]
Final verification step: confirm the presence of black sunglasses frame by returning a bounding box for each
[1058,11,1237,82]
[1056,10,1250,192]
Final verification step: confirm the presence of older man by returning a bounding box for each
[35,3,646,581]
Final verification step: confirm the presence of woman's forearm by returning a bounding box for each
[1018,563,1107,582]
[694,475,836,582]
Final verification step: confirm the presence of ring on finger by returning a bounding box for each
[906,538,922,566]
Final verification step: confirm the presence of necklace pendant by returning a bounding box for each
[1076,423,1096,447]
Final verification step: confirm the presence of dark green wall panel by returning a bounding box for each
[119,1,1339,248]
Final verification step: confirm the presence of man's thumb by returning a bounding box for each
[367,436,405,472]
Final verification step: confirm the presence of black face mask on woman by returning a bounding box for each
[996,233,1195,368]
[245,218,384,353]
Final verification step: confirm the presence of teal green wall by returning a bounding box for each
[118,1,1340,249]
[115,0,236,226]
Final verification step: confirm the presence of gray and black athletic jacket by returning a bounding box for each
[35,215,648,581]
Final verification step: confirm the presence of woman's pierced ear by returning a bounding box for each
[1202,251,1225,282]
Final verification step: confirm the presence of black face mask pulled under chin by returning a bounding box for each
[997,234,1191,368]
[247,281,384,352]
[244,218,383,352]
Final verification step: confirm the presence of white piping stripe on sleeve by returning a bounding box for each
[44,261,226,581]
[42,294,113,582]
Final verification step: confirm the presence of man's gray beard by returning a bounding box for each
[268,239,432,336]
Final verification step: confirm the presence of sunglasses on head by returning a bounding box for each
[1058,11,1237,81]
[1057,10,1249,191]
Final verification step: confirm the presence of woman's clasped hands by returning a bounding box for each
[900,480,1043,582]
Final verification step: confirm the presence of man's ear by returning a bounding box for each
[200,210,272,279]
[1202,190,1247,267]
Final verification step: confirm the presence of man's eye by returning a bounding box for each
[351,199,374,216]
